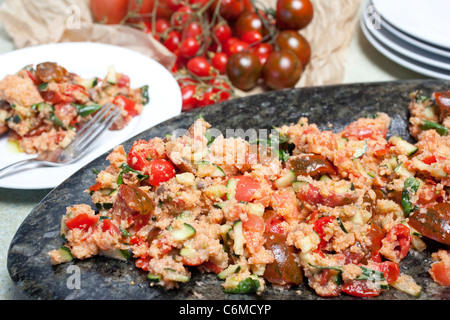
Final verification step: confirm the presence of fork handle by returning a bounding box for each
[0,158,39,179]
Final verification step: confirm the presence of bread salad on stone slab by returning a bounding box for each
[49,90,450,297]
[0,62,149,154]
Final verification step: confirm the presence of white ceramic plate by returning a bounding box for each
[368,0,450,59]
[362,1,450,71]
[0,42,181,189]
[360,12,450,80]
[372,0,450,50]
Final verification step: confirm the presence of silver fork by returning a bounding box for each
[0,102,121,179]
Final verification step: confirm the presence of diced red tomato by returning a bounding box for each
[422,155,437,165]
[135,255,151,271]
[373,261,400,284]
[101,218,120,235]
[148,159,176,187]
[365,223,386,262]
[263,210,285,234]
[429,260,450,286]
[117,74,130,88]
[243,213,265,233]
[382,223,411,262]
[342,280,381,297]
[65,213,99,231]
[88,182,103,192]
[113,94,138,117]
[234,175,260,202]
[202,261,223,274]
[313,216,336,251]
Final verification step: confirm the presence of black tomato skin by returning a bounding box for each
[276,0,314,30]
[226,51,262,91]
[276,30,311,66]
[262,49,303,90]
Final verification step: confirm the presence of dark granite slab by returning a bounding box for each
[7,79,450,300]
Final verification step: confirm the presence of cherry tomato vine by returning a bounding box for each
[90,0,314,111]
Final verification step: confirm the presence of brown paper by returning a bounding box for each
[0,0,360,94]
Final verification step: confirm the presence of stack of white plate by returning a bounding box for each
[360,0,450,80]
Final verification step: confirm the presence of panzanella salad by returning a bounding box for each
[49,90,450,297]
[0,62,149,154]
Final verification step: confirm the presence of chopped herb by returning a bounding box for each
[140,85,149,104]
[421,120,448,136]
[401,177,420,217]
[39,82,49,91]
[117,163,148,185]
[72,103,103,117]
[223,276,260,294]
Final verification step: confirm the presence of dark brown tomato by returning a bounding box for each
[433,91,450,121]
[263,232,303,286]
[234,11,267,39]
[276,0,314,30]
[286,154,335,178]
[114,184,155,217]
[262,50,302,90]
[275,30,311,66]
[408,203,450,245]
[226,51,262,91]
[35,62,68,83]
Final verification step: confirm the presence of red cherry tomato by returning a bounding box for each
[276,0,314,30]
[155,18,170,34]
[224,37,249,55]
[183,21,203,39]
[163,31,181,52]
[179,37,200,58]
[181,84,199,111]
[211,52,228,74]
[241,30,263,44]
[250,42,273,66]
[148,159,176,186]
[213,22,232,44]
[127,139,161,171]
[117,184,154,216]
[170,6,194,27]
[187,57,211,77]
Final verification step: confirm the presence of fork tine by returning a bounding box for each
[73,103,114,139]
[72,108,121,156]
[71,103,116,149]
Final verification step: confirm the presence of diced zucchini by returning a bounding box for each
[390,136,418,156]
[337,137,348,150]
[390,274,422,297]
[401,177,421,217]
[394,163,414,177]
[58,246,73,263]
[207,184,228,198]
[176,172,196,186]
[100,248,131,261]
[424,105,438,119]
[217,264,241,280]
[246,202,264,216]
[274,170,296,189]
[223,275,261,294]
[171,223,196,241]
[292,180,309,192]
[353,140,367,159]
[79,77,98,89]
[233,220,244,256]
[196,161,226,178]
[319,174,331,182]
[421,120,449,136]
[165,268,190,283]
[180,247,198,259]
[351,210,372,226]
[226,178,237,200]
[147,273,162,282]
[106,65,117,84]
[220,224,232,242]
[387,156,399,170]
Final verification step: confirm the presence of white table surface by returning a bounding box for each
[0,1,429,300]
